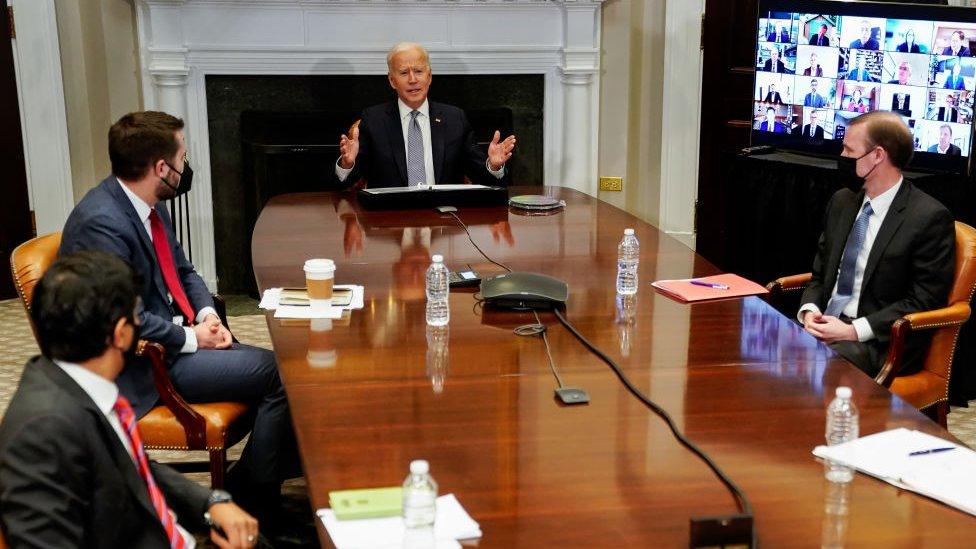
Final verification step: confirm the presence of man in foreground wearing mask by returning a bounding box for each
[798,111,955,377]
[60,111,300,527]
[0,251,259,548]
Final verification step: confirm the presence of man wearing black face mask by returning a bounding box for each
[60,111,302,528]
[0,251,259,547]
[798,111,955,377]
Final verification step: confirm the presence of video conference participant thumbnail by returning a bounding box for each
[840,16,885,50]
[753,102,791,134]
[933,26,976,57]
[930,56,976,91]
[795,76,834,108]
[756,44,795,74]
[793,107,832,140]
[915,119,969,155]
[755,72,794,105]
[882,52,928,87]
[879,84,926,118]
[926,90,974,124]
[836,81,879,113]
[839,49,883,82]
[799,14,838,47]
[759,13,796,44]
[886,19,932,54]
[796,45,840,78]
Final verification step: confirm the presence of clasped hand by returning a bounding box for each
[194,314,232,349]
[802,311,857,343]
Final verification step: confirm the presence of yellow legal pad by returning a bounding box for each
[328,487,403,520]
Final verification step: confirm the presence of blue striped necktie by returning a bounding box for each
[826,201,874,317]
[407,110,426,187]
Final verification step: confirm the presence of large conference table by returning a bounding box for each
[252,187,974,547]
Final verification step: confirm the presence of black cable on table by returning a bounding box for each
[447,211,513,273]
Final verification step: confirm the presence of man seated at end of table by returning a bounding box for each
[333,42,516,188]
[798,111,955,377]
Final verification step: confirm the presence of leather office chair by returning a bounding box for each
[766,221,976,428]
[10,232,249,488]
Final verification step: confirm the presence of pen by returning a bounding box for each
[908,447,955,457]
[690,280,730,290]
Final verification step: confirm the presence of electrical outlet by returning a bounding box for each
[599,176,623,191]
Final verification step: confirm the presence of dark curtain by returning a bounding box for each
[725,152,976,405]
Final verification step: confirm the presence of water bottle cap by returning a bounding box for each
[410,460,429,474]
[431,254,443,263]
[835,386,852,399]
[624,228,635,236]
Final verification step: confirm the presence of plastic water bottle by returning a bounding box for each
[403,459,438,528]
[825,386,859,483]
[616,228,640,295]
[425,254,450,326]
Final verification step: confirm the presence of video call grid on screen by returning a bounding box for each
[753,0,976,171]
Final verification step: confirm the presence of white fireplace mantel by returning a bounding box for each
[135,0,604,290]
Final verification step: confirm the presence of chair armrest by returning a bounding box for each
[766,273,812,294]
[135,340,207,449]
[212,293,229,327]
[874,302,972,387]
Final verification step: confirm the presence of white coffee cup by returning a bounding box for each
[304,258,336,308]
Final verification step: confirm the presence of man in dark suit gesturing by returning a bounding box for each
[335,42,516,188]
[0,251,259,548]
[799,111,955,377]
[60,112,300,524]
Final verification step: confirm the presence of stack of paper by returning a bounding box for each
[813,428,976,516]
[317,493,482,549]
[260,285,365,319]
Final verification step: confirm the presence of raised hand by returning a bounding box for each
[339,125,360,169]
[487,130,516,171]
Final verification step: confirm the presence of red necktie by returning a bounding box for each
[149,209,196,324]
[114,396,186,549]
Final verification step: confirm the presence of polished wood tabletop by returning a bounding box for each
[252,187,975,547]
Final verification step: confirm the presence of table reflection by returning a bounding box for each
[307,318,337,368]
[821,477,850,549]
[426,325,450,394]
[615,293,638,357]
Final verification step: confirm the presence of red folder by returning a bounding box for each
[651,273,768,303]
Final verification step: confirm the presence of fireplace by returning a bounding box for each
[135,0,604,289]
[207,74,542,293]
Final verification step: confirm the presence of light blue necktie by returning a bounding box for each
[407,110,426,187]
[826,202,874,317]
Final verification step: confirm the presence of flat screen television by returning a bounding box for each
[753,0,976,174]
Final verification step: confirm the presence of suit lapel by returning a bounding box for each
[104,179,170,306]
[34,358,160,521]
[385,102,409,185]
[861,183,911,290]
[824,190,865,294]
[430,102,445,184]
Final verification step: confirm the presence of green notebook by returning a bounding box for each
[329,486,403,520]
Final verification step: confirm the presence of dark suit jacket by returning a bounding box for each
[809,34,829,46]
[335,100,506,189]
[762,59,788,73]
[896,42,921,53]
[937,107,959,123]
[763,91,782,104]
[943,46,971,56]
[0,356,208,547]
[758,121,787,133]
[944,75,966,90]
[928,143,962,156]
[850,38,879,50]
[60,177,214,416]
[803,65,823,76]
[801,183,955,373]
[801,124,825,139]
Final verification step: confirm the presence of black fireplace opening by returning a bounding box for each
[206,74,544,295]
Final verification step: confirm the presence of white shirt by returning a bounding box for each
[335,98,505,184]
[54,360,195,548]
[117,178,216,353]
[799,178,903,342]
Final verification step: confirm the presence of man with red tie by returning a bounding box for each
[60,112,300,527]
[0,251,259,548]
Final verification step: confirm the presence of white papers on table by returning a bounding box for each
[813,428,976,516]
[360,184,489,195]
[260,285,365,311]
[273,305,343,319]
[316,494,482,549]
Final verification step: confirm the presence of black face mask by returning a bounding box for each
[836,149,878,191]
[161,159,193,198]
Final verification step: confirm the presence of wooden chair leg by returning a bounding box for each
[934,401,949,429]
[209,449,227,489]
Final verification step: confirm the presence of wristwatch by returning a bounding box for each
[204,489,233,528]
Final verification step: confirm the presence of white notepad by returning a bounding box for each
[813,428,976,516]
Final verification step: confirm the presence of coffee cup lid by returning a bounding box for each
[304,258,335,272]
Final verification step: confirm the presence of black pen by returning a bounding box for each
[690,280,730,290]
[908,447,955,457]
